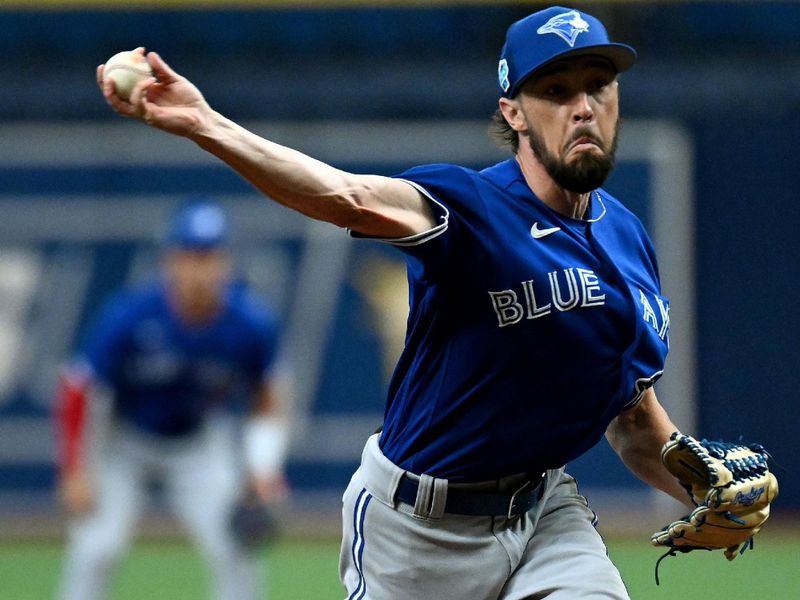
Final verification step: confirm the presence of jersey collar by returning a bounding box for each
[499,158,608,225]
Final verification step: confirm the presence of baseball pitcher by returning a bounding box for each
[96,6,777,599]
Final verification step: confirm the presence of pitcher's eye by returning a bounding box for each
[591,78,611,92]
[544,84,566,97]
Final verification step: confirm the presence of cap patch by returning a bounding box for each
[536,10,589,48]
[498,59,510,92]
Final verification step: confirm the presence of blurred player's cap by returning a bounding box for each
[498,6,636,98]
[167,198,229,250]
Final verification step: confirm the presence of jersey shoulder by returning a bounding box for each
[398,159,519,189]
[93,280,164,330]
[600,189,655,244]
[79,280,165,374]
[396,159,519,214]
[226,282,280,338]
[395,163,478,199]
[598,188,660,278]
[600,189,640,222]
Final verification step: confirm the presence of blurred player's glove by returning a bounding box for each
[651,432,778,565]
[229,493,279,552]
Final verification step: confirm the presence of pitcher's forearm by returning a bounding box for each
[606,389,691,505]
[190,110,431,235]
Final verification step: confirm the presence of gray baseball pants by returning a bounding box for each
[57,418,264,600]
[340,433,629,599]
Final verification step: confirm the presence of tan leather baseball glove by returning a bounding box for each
[651,432,778,562]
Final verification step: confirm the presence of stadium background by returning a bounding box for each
[1,1,798,598]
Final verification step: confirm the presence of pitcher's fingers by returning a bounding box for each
[140,96,166,127]
[102,75,121,104]
[128,76,157,113]
[96,64,105,90]
[147,51,178,83]
[103,78,138,117]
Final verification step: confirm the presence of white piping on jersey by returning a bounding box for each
[348,184,604,246]
[585,191,607,223]
[347,179,450,247]
[533,190,606,225]
[624,370,664,410]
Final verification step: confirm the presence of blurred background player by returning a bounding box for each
[54,198,289,600]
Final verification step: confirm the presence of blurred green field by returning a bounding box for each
[1,532,798,599]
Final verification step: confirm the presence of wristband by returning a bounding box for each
[243,416,288,478]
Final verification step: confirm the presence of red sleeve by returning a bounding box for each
[55,367,91,474]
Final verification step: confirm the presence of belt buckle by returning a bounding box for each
[506,473,544,519]
[506,481,530,519]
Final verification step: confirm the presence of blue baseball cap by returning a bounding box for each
[498,6,636,98]
[166,198,229,250]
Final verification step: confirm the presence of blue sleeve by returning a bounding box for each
[350,163,485,277]
[80,292,134,384]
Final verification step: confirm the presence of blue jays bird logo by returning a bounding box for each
[536,10,590,48]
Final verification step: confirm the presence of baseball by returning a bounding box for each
[103,50,153,100]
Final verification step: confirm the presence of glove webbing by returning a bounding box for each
[674,435,725,485]
[653,534,755,585]
[702,440,770,481]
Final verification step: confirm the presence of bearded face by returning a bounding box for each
[525,120,619,194]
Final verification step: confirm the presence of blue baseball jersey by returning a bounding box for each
[80,279,280,437]
[357,159,670,482]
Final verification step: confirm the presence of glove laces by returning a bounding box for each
[701,439,770,482]
[653,537,755,585]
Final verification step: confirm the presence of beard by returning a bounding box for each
[526,121,619,194]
